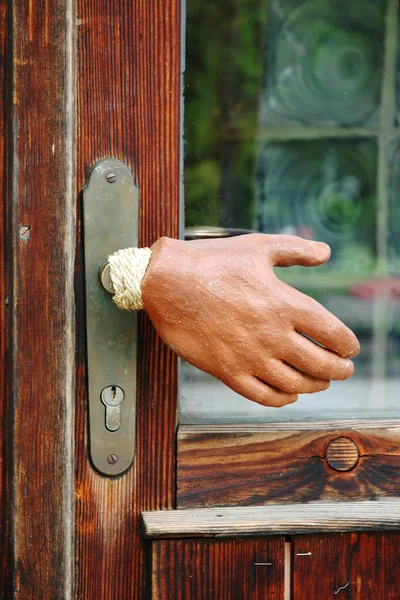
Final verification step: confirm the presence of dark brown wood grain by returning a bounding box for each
[75,1,181,598]
[151,538,285,600]
[177,424,400,507]
[8,0,75,597]
[0,0,10,595]
[292,532,400,599]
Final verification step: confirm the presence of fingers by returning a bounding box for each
[229,374,298,408]
[285,333,355,381]
[258,360,330,395]
[268,235,331,268]
[293,292,360,358]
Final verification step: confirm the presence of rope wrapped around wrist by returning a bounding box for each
[108,247,152,311]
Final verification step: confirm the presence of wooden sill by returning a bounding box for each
[142,499,400,539]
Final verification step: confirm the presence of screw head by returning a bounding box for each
[19,225,30,240]
[105,172,116,184]
[107,454,119,465]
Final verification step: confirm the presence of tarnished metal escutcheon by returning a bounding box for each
[83,158,139,476]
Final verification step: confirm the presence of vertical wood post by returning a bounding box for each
[0,0,10,594]
[9,0,76,597]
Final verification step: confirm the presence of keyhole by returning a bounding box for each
[111,385,116,399]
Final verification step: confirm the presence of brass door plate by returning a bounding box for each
[83,159,139,476]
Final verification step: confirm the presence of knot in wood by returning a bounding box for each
[326,437,359,472]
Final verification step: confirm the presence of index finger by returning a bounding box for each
[291,289,360,358]
[268,235,331,268]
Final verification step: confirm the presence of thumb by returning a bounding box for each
[268,235,331,267]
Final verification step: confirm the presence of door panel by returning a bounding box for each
[292,532,400,599]
[75,1,181,598]
[151,538,285,600]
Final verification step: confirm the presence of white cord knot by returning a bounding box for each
[108,247,152,311]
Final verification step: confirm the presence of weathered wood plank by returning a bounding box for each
[142,500,400,538]
[0,0,10,595]
[178,424,400,507]
[151,538,285,600]
[75,1,181,598]
[292,532,400,599]
[9,0,75,597]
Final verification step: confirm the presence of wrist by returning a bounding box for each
[141,237,184,315]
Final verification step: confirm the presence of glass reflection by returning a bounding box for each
[264,0,386,126]
[255,139,377,272]
[181,0,400,422]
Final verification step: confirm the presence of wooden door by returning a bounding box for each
[1,0,400,599]
[1,1,181,598]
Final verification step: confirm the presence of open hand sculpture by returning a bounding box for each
[140,234,360,407]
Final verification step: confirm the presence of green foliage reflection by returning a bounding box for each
[185,0,267,227]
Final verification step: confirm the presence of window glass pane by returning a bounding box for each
[255,139,377,266]
[264,1,385,126]
[180,0,400,423]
